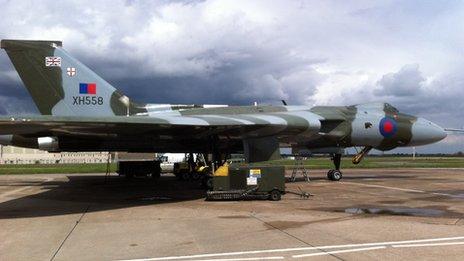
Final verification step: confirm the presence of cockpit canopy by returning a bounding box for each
[355,102,399,114]
[384,103,399,114]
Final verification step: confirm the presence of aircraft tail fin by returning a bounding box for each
[1,39,145,116]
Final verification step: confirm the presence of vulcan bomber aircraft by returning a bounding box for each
[0,40,448,181]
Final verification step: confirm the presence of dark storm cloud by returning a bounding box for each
[369,65,464,129]
[0,0,463,152]
[0,81,30,101]
[112,76,249,105]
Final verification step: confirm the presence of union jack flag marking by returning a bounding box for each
[45,56,61,67]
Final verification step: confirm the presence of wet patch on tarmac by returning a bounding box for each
[344,207,445,217]
[318,205,463,218]
[432,190,464,198]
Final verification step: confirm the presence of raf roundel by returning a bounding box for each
[379,117,398,138]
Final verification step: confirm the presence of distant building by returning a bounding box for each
[115,152,157,161]
[0,145,109,164]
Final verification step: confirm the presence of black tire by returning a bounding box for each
[181,172,190,181]
[151,172,160,180]
[327,169,334,180]
[205,177,213,190]
[331,170,343,181]
[191,172,201,180]
[269,190,281,201]
[173,163,180,175]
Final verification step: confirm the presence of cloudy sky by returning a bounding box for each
[0,0,463,153]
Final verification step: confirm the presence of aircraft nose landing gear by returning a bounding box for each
[327,169,342,181]
[327,153,342,181]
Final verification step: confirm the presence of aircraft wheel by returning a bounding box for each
[151,170,161,180]
[191,172,201,180]
[206,177,213,189]
[181,172,190,180]
[327,170,334,180]
[329,170,343,181]
[269,190,282,201]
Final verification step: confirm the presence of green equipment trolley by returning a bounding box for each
[206,164,286,201]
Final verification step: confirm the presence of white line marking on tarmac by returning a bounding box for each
[192,257,284,261]
[117,236,464,261]
[292,246,386,258]
[392,241,464,248]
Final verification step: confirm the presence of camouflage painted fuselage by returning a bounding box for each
[0,40,447,160]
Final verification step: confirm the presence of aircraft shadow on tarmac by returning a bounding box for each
[0,173,418,219]
[0,175,206,219]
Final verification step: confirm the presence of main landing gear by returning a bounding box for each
[327,153,342,181]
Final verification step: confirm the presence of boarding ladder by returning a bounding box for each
[290,156,310,182]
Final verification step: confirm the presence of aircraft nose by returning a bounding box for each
[409,118,447,146]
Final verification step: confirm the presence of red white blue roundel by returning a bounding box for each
[379,117,398,138]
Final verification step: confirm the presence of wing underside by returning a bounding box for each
[0,112,320,140]
[0,110,326,156]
